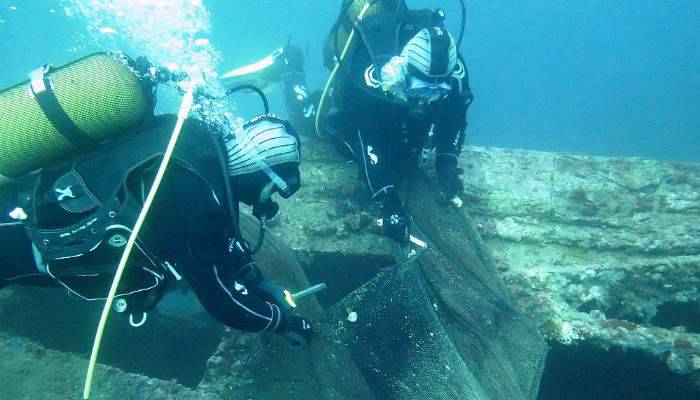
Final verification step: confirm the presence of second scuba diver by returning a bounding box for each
[220,0,474,246]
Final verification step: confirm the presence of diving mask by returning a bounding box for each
[406,76,451,103]
[378,56,451,104]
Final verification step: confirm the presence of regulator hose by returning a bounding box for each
[224,84,270,115]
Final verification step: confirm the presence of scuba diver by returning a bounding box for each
[219,0,473,246]
[0,53,313,347]
[220,42,316,140]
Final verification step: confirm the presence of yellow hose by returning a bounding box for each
[315,1,372,137]
[83,90,194,400]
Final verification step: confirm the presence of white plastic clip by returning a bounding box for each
[129,312,148,327]
[163,261,182,281]
[28,65,50,95]
[409,235,428,249]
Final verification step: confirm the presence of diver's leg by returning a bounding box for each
[0,224,54,288]
[280,44,321,136]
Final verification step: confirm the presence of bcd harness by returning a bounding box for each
[19,115,232,317]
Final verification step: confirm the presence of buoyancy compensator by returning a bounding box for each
[22,116,221,307]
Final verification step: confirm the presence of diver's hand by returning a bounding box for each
[234,260,295,312]
[255,280,296,314]
[282,44,305,73]
[277,314,314,347]
[435,154,464,204]
[438,173,464,203]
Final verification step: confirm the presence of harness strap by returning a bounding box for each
[29,66,94,149]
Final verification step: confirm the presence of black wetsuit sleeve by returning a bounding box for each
[434,62,473,167]
[147,165,283,333]
[0,223,54,287]
[280,46,321,136]
[282,70,315,134]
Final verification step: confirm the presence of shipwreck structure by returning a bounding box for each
[0,135,698,399]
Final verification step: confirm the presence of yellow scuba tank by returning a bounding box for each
[0,53,154,185]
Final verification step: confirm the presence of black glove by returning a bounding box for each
[435,154,464,201]
[235,263,295,311]
[379,203,411,246]
[277,314,314,347]
[255,280,296,314]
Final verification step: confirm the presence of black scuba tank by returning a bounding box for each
[0,52,154,186]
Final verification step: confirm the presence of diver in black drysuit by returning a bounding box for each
[0,115,313,346]
[277,6,474,245]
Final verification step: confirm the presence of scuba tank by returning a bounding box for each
[0,53,154,185]
[323,0,407,70]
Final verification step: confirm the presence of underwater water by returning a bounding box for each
[1,1,699,400]
[2,0,698,161]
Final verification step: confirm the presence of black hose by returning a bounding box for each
[457,0,466,49]
[250,216,267,254]
[224,84,270,115]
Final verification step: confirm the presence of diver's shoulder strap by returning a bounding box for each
[29,66,94,149]
[69,115,223,205]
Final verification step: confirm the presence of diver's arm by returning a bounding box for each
[0,189,50,285]
[147,166,284,333]
[280,45,321,136]
[434,69,472,158]
[434,71,473,200]
[354,115,397,204]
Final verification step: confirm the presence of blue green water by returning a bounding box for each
[1,0,698,162]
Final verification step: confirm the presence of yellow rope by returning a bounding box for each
[83,90,194,399]
[315,1,372,137]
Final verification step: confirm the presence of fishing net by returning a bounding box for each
[325,169,548,399]
[199,214,376,400]
[203,169,546,400]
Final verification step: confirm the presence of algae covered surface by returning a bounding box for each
[1,139,699,399]
[0,332,210,400]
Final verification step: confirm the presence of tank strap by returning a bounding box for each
[28,66,94,149]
